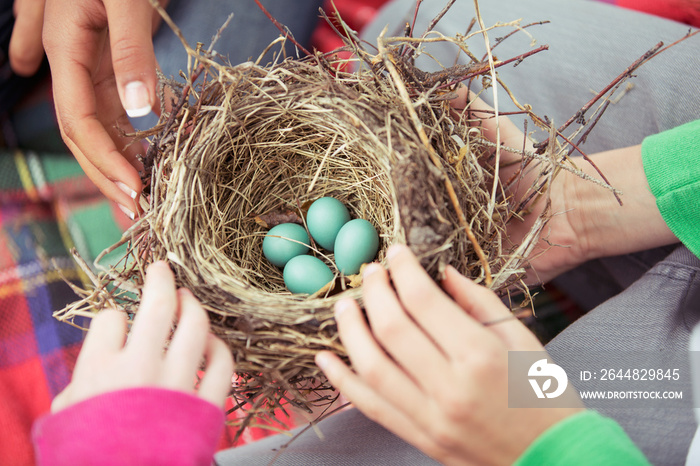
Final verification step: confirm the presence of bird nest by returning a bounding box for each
[57,1,621,435]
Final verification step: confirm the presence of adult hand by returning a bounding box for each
[52,261,234,412]
[451,89,584,284]
[316,245,583,466]
[450,88,677,284]
[9,0,46,76]
[42,0,168,218]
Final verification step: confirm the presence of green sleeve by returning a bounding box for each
[515,410,650,466]
[642,119,700,258]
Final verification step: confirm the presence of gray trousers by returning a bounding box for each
[216,1,700,464]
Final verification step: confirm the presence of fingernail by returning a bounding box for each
[334,298,354,317]
[386,244,406,260]
[147,260,168,274]
[362,262,382,279]
[315,352,331,371]
[124,81,152,118]
[115,181,138,200]
[117,203,135,220]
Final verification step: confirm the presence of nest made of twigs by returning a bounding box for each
[57,2,619,434]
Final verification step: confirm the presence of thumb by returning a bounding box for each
[104,0,158,118]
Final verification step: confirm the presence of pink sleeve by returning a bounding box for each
[32,387,225,466]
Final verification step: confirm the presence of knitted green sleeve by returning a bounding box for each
[515,410,650,465]
[642,119,700,259]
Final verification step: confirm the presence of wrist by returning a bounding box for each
[560,145,676,263]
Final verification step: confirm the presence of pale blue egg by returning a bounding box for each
[334,219,379,275]
[262,223,310,268]
[283,255,335,295]
[306,197,351,251]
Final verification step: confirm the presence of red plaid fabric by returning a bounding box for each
[0,202,87,465]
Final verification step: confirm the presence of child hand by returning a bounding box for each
[315,245,582,466]
[52,261,234,412]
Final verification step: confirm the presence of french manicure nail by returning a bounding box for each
[117,203,135,221]
[124,81,152,118]
[115,181,138,200]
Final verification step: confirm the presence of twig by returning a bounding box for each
[254,0,313,58]
[473,0,501,237]
[555,41,663,135]
[421,0,458,40]
[378,26,493,285]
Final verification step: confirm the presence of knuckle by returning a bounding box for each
[457,344,501,376]
[373,318,403,345]
[429,423,460,452]
[436,387,476,421]
[398,284,427,307]
[60,116,79,142]
[356,358,385,387]
[93,73,117,96]
[109,37,147,73]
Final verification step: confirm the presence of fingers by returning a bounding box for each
[58,109,143,215]
[383,245,483,356]
[361,263,450,386]
[77,308,128,360]
[441,265,511,323]
[103,0,157,117]
[55,308,128,412]
[92,39,145,172]
[43,0,144,205]
[466,94,530,156]
[332,297,426,411]
[197,335,234,407]
[163,289,210,390]
[442,265,542,351]
[315,351,435,456]
[126,261,178,356]
[9,0,46,76]
[450,87,531,166]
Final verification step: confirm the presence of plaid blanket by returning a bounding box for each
[0,125,134,464]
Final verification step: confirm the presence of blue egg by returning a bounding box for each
[306,197,351,251]
[334,219,379,275]
[262,223,310,268]
[283,255,335,295]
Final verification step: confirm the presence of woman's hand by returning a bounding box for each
[316,245,583,465]
[42,0,168,218]
[52,261,234,411]
[451,88,677,284]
